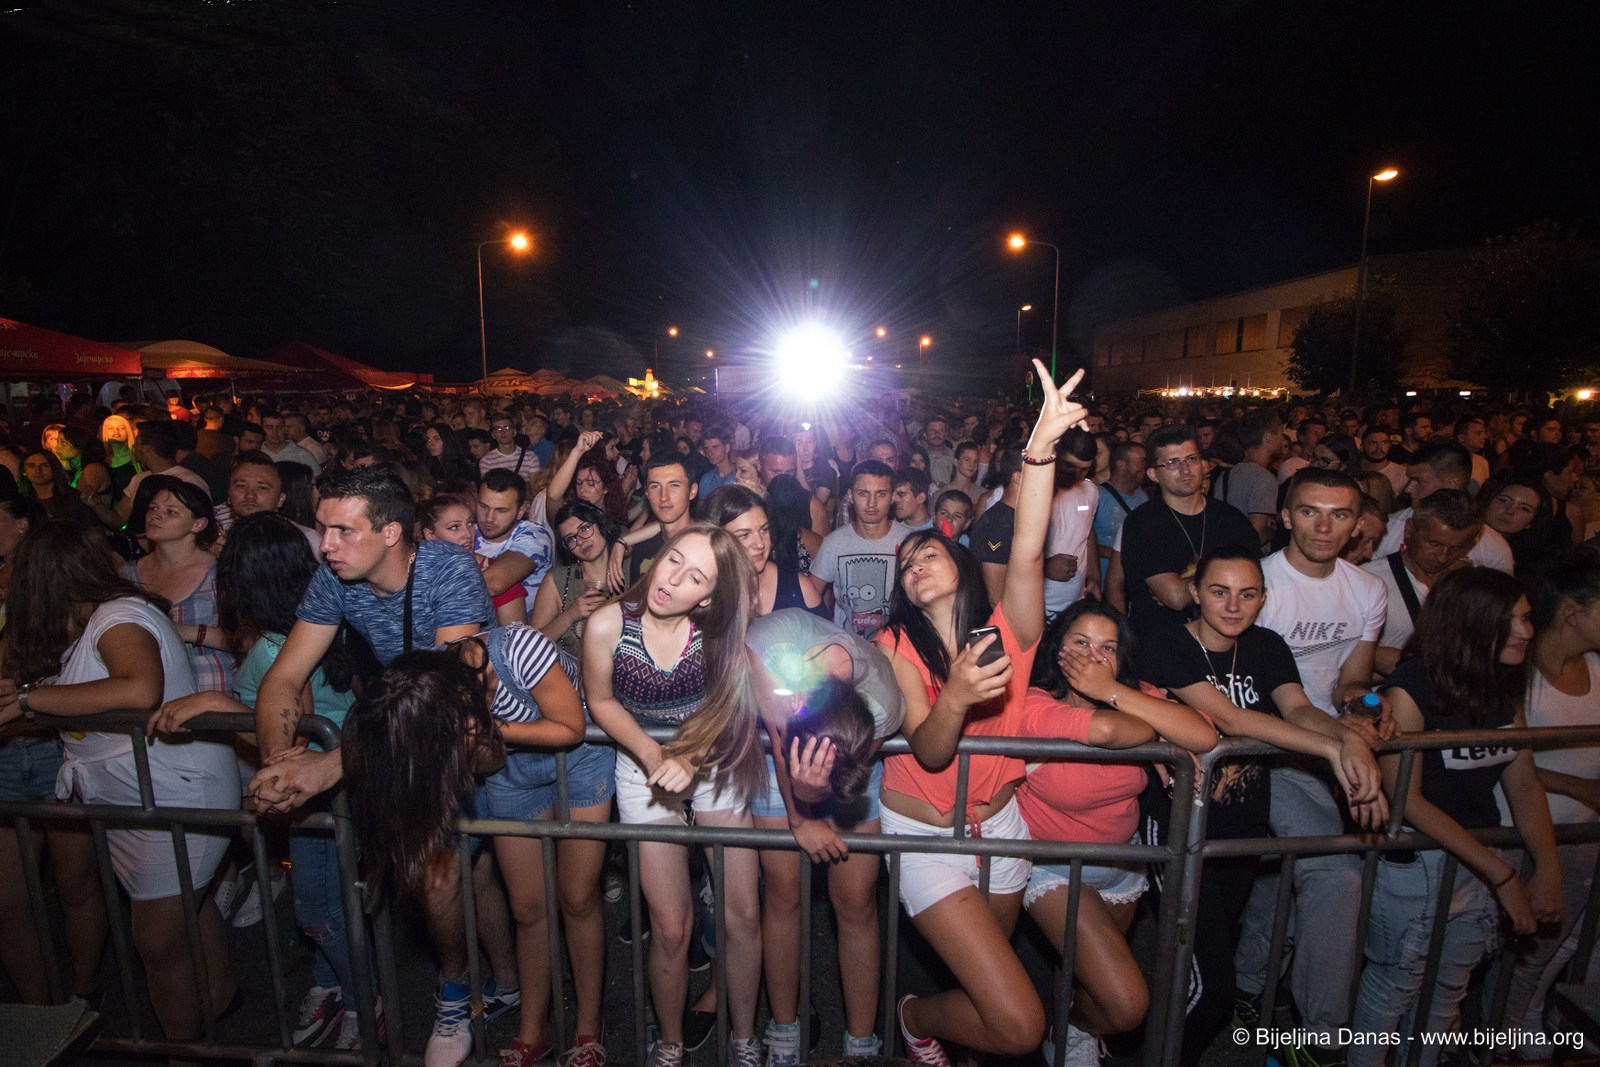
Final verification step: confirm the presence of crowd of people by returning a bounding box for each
[1,366,1599,1067]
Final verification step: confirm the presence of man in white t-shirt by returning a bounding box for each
[1374,441,1513,572]
[1362,489,1481,676]
[811,460,911,639]
[1236,469,1389,1056]
[1043,429,1099,617]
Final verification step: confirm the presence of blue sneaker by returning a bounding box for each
[482,979,521,1023]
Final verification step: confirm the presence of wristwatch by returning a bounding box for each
[15,681,36,720]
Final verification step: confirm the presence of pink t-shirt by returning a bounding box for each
[1014,682,1166,845]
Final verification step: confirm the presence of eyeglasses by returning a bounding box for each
[1152,454,1204,472]
[560,521,596,548]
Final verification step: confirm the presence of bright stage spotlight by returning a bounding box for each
[774,324,848,397]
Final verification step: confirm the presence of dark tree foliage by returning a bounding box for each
[1446,222,1600,398]
[1285,278,1407,398]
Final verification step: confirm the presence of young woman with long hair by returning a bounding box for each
[530,500,622,661]
[1479,473,1555,577]
[1018,600,1217,1060]
[0,520,239,1040]
[876,362,1088,1064]
[122,477,231,694]
[18,448,91,524]
[149,513,368,1048]
[582,522,764,1067]
[1141,547,1386,1067]
[1349,567,1562,1067]
[421,422,477,486]
[701,484,828,619]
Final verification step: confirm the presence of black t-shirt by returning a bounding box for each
[969,501,1015,565]
[1145,622,1300,838]
[179,451,228,505]
[627,530,665,586]
[1120,496,1260,645]
[1380,658,1517,831]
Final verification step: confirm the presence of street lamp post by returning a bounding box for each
[1015,303,1033,356]
[1348,168,1398,397]
[477,231,531,389]
[1008,234,1062,382]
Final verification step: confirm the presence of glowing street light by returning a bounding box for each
[1349,167,1400,396]
[919,335,932,351]
[1007,232,1062,381]
[1015,303,1033,356]
[477,231,533,388]
[668,326,679,337]
[875,326,887,338]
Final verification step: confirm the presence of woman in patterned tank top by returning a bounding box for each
[583,523,765,1067]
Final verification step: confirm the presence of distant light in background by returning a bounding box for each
[875,326,887,338]
[667,326,679,337]
[1579,389,1594,400]
[509,232,530,250]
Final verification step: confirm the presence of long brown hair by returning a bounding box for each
[620,523,762,799]
[1413,567,1527,729]
[3,521,168,685]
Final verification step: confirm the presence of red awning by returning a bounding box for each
[0,318,142,378]
[268,341,428,390]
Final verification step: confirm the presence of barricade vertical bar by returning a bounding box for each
[131,725,156,809]
[882,850,900,1049]
[1404,853,1460,1067]
[246,819,292,1049]
[1257,853,1297,1062]
[458,834,489,1063]
[1145,753,1195,1067]
[1052,858,1084,1067]
[15,817,66,1003]
[329,785,384,1067]
[1351,845,1382,1014]
[1161,752,1215,1067]
[713,843,729,1066]
[627,839,647,1065]
[1566,845,1600,982]
[372,899,409,1066]
[798,850,813,1058]
[1483,852,1537,1032]
[92,817,144,1040]
[556,749,572,828]
[168,822,218,1043]
[952,753,969,842]
[541,833,569,1053]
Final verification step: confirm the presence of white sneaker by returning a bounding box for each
[230,872,288,928]
[1059,1025,1102,1067]
[425,982,473,1067]
[292,985,345,1047]
[334,996,385,1051]
[213,866,249,922]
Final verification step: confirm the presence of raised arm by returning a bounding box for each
[547,430,603,510]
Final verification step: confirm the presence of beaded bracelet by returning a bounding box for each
[1021,450,1057,466]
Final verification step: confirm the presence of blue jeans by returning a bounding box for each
[1349,848,1500,1067]
[289,799,364,995]
[0,735,63,802]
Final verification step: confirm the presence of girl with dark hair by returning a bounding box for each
[583,523,763,1067]
[876,363,1088,1064]
[276,459,318,529]
[1349,568,1562,1067]
[744,610,906,1061]
[1142,546,1386,1067]
[0,520,239,1041]
[150,512,367,1047]
[122,477,230,694]
[548,432,630,528]
[421,422,477,485]
[1016,601,1216,1055]
[19,449,90,524]
[702,483,827,618]
[1498,547,1600,1054]
[765,474,823,573]
[1480,473,1556,576]
[530,499,623,660]
[420,493,476,551]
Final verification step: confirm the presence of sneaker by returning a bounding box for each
[425,981,474,1067]
[483,979,522,1023]
[1060,1025,1102,1067]
[334,997,386,1051]
[764,1021,800,1067]
[688,934,710,973]
[730,1036,761,1067]
[844,1033,882,1059]
[683,1009,717,1053]
[897,995,950,1067]
[603,871,625,904]
[644,1040,683,1067]
[1232,990,1263,1029]
[618,911,651,945]
[293,985,346,1047]
[560,1034,606,1067]
[499,1038,554,1067]
[213,866,249,922]
[231,872,288,929]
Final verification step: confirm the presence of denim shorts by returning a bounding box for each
[1023,834,1149,909]
[0,735,64,804]
[749,753,884,826]
[483,742,617,820]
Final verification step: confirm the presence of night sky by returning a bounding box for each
[2,1,1596,386]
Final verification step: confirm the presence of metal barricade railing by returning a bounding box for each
[6,715,1600,1067]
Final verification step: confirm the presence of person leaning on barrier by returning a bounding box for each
[875,362,1089,1066]
[1015,599,1217,1063]
[0,520,240,1041]
[1349,568,1562,1067]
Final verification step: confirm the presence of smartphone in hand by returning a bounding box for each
[968,626,1004,667]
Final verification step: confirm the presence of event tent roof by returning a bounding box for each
[0,317,141,378]
[127,340,299,380]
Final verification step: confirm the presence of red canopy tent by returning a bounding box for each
[267,341,430,391]
[0,317,141,378]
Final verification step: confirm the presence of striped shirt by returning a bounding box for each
[487,624,579,724]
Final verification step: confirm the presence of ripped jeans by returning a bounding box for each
[288,799,363,995]
[1349,847,1501,1067]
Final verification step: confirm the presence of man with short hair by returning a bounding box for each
[891,467,933,530]
[1233,469,1390,1059]
[521,412,554,469]
[758,436,799,485]
[475,469,555,625]
[931,489,974,543]
[1362,426,1407,499]
[283,412,328,469]
[1364,488,1481,675]
[1388,411,1433,464]
[1374,442,1513,571]
[462,428,493,466]
[1216,407,1284,549]
[697,425,738,499]
[260,409,319,472]
[1108,424,1260,645]
[968,449,1026,605]
[121,421,212,521]
[863,438,899,467]
[627,454,698,584]
[1043,429,1100,615]
[226,451,323,554]
[248,467,506,1067]
[1276,416,1326,484]
[811,460,910,638]
[921,416,955,485]
[460,397,489,431]
[1095,440,1147,585]
[478,416,541,481]
[237,421,266,455]
[1454,415,1491,487]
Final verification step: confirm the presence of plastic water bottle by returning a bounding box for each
[1344,691,1382,721]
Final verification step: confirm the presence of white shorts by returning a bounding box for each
[879,797,1033,917]
[614,748,749,825]
[58,737,238,901]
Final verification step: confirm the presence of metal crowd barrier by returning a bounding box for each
[4,714,1600,1067]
